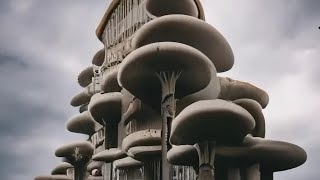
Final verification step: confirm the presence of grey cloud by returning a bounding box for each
[203,0,320,89]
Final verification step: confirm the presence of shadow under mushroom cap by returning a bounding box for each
[127,145,162,161]
[92,48,105,66]
[118,42,216,110]
[78,66,94,88]
[215,135,307,172]
[170,99,255,145]
[167,145,198,166]
[145,0,199,18]
[51,162,73,175]
[233,98,265,138]
[88,92,122,125]
[93,148,127,163]
[87,161,104,172]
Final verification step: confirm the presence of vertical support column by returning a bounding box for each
[242,164,260,180]
[227,167,241,180]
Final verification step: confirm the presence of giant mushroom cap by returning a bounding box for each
[118,42,215,110]
[127,145,162,161]
[176,73,221,115]
[113,157,143,170]
[216,135,307,172]
[92,49,105,66]
[88,92,122,125]
[51,162,73,175]
[70,91,92,107]
[254,138,307,172]
[93,148,127,163]
[167,145,198,167]
[132,15,234,72]
[122,129,161,152]
[87,160,104,172]
[78,66,94,88]
[233,99,265,138]
[66,111,102,136]
[35,175,72,180]
[100,65,122,92]
[170,99,255,145]
[219,77,269,108]
[145,0,199,18]
[55,141,94,163]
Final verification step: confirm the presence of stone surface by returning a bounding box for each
[122,129,161,152]
[113,157,143,170]
[88,92,122,125]
[51,162,73,175]
[92,49,105,66]
[70,90,92,107]
[55,141,94,160]
[132,15,234,72]
[219,77,269,108]
[170,99,255,145]
[92,148,126,163]
[78,66,94,88]
[145,0,198,18]
[127,145,162,161]
[87,161,103,172]
[66,111,101,136]
[176,72,221,115]
[118,42,215,110]
[215,135,307,172]
[167,145,198,167]
[100,64,122,93]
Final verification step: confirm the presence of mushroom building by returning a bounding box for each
[35,0,306,180]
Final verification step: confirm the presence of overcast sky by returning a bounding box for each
[0,0,319,179]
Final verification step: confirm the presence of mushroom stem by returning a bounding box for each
[103,163,113,180]
[156,70,182,180]
[242,164,260,180]
[105,123,118,149]
[144,160,161,180]
[74,164,87,180]
[261,171,273,180]
[195,141,216,180]
[227,167,241,180]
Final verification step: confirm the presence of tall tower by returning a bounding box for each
[35,1,307,180]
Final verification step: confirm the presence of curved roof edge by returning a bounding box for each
[95,0,205,41]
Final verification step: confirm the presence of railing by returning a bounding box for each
[100,0,153,73]
[124,98,162,136]
[172,166,197,180]
[91,127,105,155]
[114,167,143,180]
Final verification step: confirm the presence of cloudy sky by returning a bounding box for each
[0,0,319,179]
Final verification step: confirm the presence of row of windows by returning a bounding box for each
[91,128,105,150]
[102,0,151,48]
